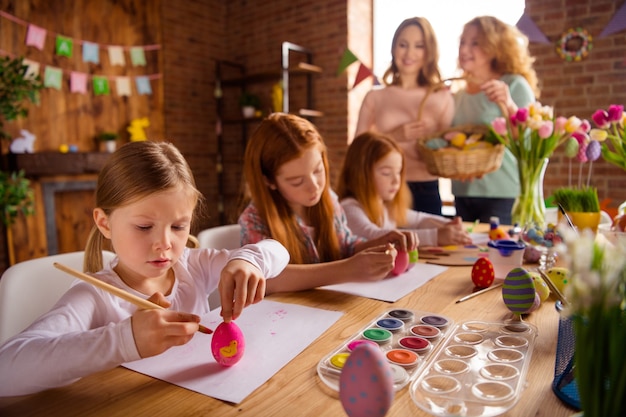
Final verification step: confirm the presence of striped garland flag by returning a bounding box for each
[130,46,146,66]
[115,77,132,96]
[108,46,125,66]
[22,59,40,80]
[135,76,152,95]
[516,14,550,44]
[337,48,358,75]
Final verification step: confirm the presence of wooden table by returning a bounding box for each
[0,251,578,416]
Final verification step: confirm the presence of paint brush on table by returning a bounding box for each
[53,262,213,334]
[455,282,503,304]
[557,203,578,235]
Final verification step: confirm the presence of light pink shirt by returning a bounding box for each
[354,85,454,182]
[341,197,450,247]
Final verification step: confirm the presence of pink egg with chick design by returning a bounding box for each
[211,321,245,366]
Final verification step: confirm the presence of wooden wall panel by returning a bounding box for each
[1,0,164,264]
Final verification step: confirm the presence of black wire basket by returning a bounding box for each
[552,301,581,410]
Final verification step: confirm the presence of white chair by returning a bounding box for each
[196,224,242,310]
[0,250,116,345]
[197,224,241,250]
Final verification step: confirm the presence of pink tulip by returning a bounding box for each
[580,119,591,133]
[555,116,567,134]
[538,121,554,139]
[592,109,610,129]
[515,107,529,123]
[491,117,508,135]
[608,105,624,123]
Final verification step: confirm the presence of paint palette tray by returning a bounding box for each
[317,309,454,392]
[409,320,538,417]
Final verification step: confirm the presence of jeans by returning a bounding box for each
[455,196,515,224]
[407,180,441,215]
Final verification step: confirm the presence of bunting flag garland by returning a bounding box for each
[44,66,63,90]
[108,46,126,66]
[352,62,373,89]
[516,14,550,44]
[599,2,626,38]
[70,71,88,94]
[93,76,110,95]
[25,24,46,50]
[336,48,359,75]
[56,35,73,57]
[135,76,152,95]
[82,41,100,64]
[22,58,40,80]
[130,47,146,67]
[116,77,132,96]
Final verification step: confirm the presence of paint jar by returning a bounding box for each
[487,240,526,279]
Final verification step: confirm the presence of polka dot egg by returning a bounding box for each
[339,343,394,417]
[471,257,495,289]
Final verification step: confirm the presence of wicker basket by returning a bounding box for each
[416,125,505,180]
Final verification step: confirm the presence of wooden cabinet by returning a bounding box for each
[214,42,322,224]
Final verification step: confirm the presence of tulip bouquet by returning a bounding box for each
[590,104,626,171]
[490,102,588,226]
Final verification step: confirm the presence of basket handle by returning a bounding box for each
[416,77,472,121]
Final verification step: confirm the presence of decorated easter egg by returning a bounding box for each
[564,137,579,158]
[529,271,551,302]
[471,257,495,289]
[450,133,467,148]
[392,250,409,276]
[406,249,419,271]
[425,137,448,150]
[526,291,542,313]
[339,343,394,417]
[586,140,601,161]
[502,267,537,314]
[545,267,570,294]
[488,227,511,241]
[211,321,245,366]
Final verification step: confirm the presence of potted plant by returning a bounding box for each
[239,91,260,118]
[98,131,119,153]
[0,56,41,266]
[552,186,601,232]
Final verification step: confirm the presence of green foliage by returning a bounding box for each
[552,186,600,212]
[238,91,260,108]
[0,55,43,141]
[0,170,34,225]
[98,132,119,141]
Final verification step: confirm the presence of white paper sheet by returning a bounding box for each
[470,232,490,245]
[320,263,448,302]
[123,300,343,404]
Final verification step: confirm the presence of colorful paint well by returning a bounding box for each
[386,348,419,367]
[362,328,392,343]
[399,336,431,353]
[421,315,449,327]
[388,309,414,321]
[376,318,404,331]
[410,324,441,339]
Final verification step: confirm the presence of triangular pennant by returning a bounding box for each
[70,72,88,94]
[44,66,63,90]
[82,42,100,64]
[93,76,110,95]
[337,48,359,75]
[130,47,147,66]
[25,24,46,50]
[373,76,381,86]
[56,35,73,57]
[115,77,132,96]
[599,3,626,38]
[108,46,126,66]
[352,63,373,89]
[135,76,152,95]
[516,14,550,44]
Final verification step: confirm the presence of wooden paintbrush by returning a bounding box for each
[53,262,213,334]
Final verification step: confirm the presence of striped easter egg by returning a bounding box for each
[502,267,537,314]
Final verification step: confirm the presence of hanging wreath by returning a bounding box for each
[556,27,593,62]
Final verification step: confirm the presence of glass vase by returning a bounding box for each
[512,158,548,227]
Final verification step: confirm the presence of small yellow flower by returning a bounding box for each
[565,116,582,133]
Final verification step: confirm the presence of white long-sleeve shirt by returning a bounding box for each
[340,197,449,247]
[0,240,289,397]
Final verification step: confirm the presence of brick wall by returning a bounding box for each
[524,0,626,212]
[161,0,626,235]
